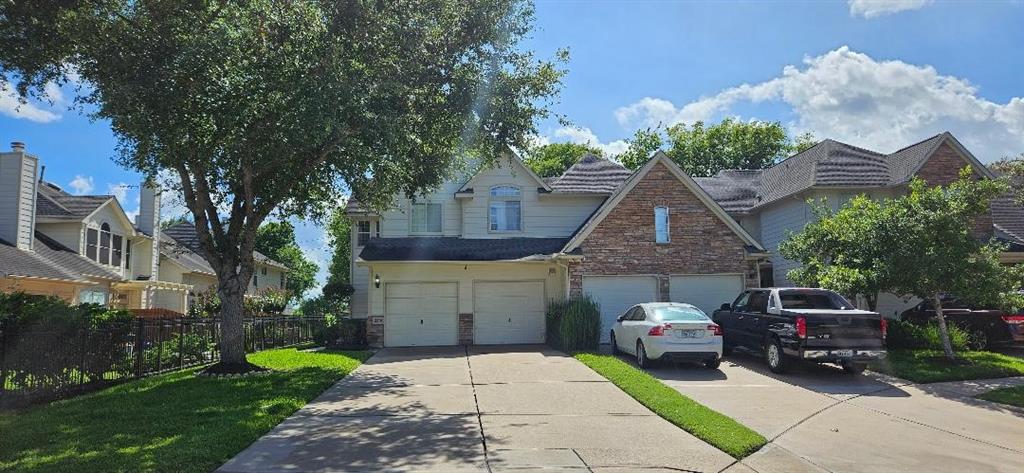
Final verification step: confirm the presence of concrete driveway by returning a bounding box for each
[647,352,1024,473]
[219,345,735,472]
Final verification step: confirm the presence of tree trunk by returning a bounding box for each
[932,293,957,360]
[217,274,248,367]
[866,292,878,312]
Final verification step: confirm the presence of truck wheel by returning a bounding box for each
[704,357,721,369]
[765,338,787,374]
[842,361,868,375]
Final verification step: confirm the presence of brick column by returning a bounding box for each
[567,260,584,298]
[458,313,474,345]
[365,317,384,348]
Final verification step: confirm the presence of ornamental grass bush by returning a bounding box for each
[886,319,972,351]
[546,295,601,353]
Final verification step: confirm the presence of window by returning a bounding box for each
[99,223,111,265]
[630,307,648,321]
[747,291,770,313]
[86,228,98,260]
[125,240,132,270]
[655,206,670,243]
[410,202,442,233]
[779,289,854,310]
[79,290,107,305]
[489,186,522,232]
[280,273,286,288]
[253,275,258,287]
[732,292,751,310]
[653,306,708,322]
[112,234,123,267]
[261,267,267,275]
[357,220,372,246]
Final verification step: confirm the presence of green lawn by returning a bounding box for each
[0,348,371,473]
[869,350,1024,383]
[575,353,766,459]
[977,385,1024,408]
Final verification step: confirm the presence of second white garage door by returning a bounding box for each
[669,274,745,316]
[473,281,546,345]
[385,282,458,347]
[582,276,659,343]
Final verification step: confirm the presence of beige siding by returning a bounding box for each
[0,152,38,250]
[379,178,465,237]
[35,222,83,252]
[1,277,83,302]
[249,264,286,293]
[759,196,813,285]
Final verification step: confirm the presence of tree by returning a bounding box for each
[1,0,565,371]
[618,119,813,175]
[160,215,192,230]
[524,142,603,178]
[323,205,354,304]
[781,168,1023,360]
[989,153,1024,205]
[792,131,818,154]
[254,221,318,303]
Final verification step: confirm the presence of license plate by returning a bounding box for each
[676,329,704,338]
[833,349,854,357]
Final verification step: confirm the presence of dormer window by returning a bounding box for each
[489,186,522,232]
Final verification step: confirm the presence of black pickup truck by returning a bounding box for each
[713,288,887,374]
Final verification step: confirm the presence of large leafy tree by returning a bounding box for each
[524,142,603,178]
[618,119,810,175]
[0,0,564,371]
[323,206,353,303]
[781,169,1023,360]
[254,221,318,303]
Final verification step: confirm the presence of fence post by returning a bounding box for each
[178,318,186,368]
[0,319,7,394]
[134,317,145,378]
[155,318,164,372]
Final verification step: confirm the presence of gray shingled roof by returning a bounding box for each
[992,194,1024,246]
[695,133,975,214]
[0,231,122,282]
[36,181,113,219]
[161,223,288,270]
[359,237,571,261]
[549,154,632,194]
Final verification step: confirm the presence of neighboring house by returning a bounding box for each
[696,131,1020,317]
[0,142,288,314]
[347,152,766,347]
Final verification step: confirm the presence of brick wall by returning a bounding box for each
[458,313,473,345]
[570,161,756,292]
[915,142,993,239]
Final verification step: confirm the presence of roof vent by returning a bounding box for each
[10,141,25,152]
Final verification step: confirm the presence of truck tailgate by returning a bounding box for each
[790,309,884,348]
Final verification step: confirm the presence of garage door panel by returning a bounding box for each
[582,276,658,343]
[669,274,744,316]
[474,281,545,345]
[386,282,458,347]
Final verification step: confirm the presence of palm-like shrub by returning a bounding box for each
[546,295,601,353]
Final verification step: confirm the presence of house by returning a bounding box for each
[0,142,288,314]
[695,131,1019,317]
[347,151,766,347]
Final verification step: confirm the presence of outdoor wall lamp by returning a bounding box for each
[374,274,381,288]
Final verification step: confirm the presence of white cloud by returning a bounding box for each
[0,84,61,123]
[613,46,1024,162]
[68,175,95,194]
[107,182,130,203]
[551,126,630,157]
[848,0,932,18]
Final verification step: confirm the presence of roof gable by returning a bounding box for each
[458,151,552,193]
[563,152,764,252]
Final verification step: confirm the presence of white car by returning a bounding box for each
[610,302,723,369]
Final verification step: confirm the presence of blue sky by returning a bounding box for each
[3,0,1022,292]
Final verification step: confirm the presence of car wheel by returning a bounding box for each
[704,357,721,370]
[610,331,620,355]
[765,337,787,374]
[636,341,649,369]
[841,361,868,374]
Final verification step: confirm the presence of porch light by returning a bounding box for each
[374,274,381,288]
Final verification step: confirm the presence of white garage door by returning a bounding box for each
[583,276,658,343]
[669,274,745,316]
[474,281,546,345]
[385,282,458,347]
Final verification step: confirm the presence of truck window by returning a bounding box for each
[779,290,854,310]
[747,291,770,313]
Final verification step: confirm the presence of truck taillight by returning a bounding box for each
[708,324,723,336]
[795,315,807,339]
[648,323,671,336]
[880,317,888,338]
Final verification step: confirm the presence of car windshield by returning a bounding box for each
[778,290,854,310]
[652,306,708,322]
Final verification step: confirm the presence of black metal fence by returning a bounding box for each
[0,316,328,408]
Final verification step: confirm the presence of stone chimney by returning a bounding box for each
[0,142,39,250]
[137,180,161,236]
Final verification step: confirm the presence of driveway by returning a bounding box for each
[647,352,1024,473]
[219,345,736,472]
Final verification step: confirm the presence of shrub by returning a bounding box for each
[244,288,290,315]
[141,332,215,371]
[886,319,972,351]
[188,287,221,317]
[546,295,601,353]
[312,314,367,349]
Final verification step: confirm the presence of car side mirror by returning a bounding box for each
[615,315,625,322]
[720,303,731,311]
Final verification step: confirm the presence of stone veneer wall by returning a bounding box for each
[366,316,384,348]
[458,313,473,345]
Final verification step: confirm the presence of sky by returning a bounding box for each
[2,0,1022,293]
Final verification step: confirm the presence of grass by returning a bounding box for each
[977,386,1024,408]
[869,349,1024,383]
[0,347,371,473]
[575,353,766,459]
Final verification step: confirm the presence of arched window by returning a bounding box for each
[99,223,112,265]
[489,186,522,232]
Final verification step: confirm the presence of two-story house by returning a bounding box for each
[695,131,1021,317]
[347,152,767,347]
[0,142,288,314]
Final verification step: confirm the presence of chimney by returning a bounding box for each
[137,180,161,236]
[0,142,39,250]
